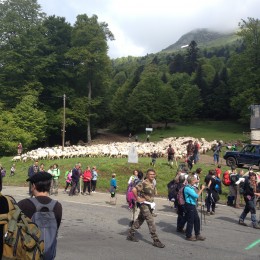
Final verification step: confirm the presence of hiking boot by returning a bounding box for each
[176,228,185,233]
[210,211,215,215]
[196,235,206,241]
[238,220,247,226]
[153,239,165,248]
[127,234,139,242]
[253,224,260,229]
[186,236,197,241]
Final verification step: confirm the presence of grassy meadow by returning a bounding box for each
[0,121,249,202]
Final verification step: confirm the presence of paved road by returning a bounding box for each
[2,186,260,260]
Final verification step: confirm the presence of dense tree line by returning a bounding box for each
[110,20,260,130]
[0,0,259,155]
[0,0,113,155]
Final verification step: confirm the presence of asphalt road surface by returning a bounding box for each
[2,186,260,260]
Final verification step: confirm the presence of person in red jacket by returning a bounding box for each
[82,166,92,195]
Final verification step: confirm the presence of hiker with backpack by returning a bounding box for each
[184,176,206,241]
[229,166,241,208]
[0,193,44,260]
[176,175,187,233]
[126,169,139,208]
[238,171,260,229]
[18,171,63,259]
[204,170,219,215]
[127,169,165,248]
[128,171,144,225]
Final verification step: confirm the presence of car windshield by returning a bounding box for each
[241,145,254,153]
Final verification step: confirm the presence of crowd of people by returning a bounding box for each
[1,140,260,257]
[26,160,99,197]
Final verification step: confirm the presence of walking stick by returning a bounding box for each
[79,177,82,194]
[201,192,203,231]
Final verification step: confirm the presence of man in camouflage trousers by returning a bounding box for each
[127,169,165,248]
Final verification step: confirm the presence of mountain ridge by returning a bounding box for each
[162,28,239,52]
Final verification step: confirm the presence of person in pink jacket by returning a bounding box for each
[82,166,92,195]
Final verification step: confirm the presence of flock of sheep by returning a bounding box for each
[11,137,218,162]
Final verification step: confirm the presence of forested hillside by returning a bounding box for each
[0,0,259,155]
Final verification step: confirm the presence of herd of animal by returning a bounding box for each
[11,137,218,162]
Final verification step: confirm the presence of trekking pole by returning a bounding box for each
[201,192,203,231]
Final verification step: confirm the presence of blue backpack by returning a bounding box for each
[29,198,58,260]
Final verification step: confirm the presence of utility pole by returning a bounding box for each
[62,94,66,151]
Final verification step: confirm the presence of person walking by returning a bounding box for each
[110,173,117,204]
[204,170,219,215]
[64,168,72,193]
[238,171,260,229]
[127,169,165,248]
[151,151,158,167]
[193,141,200,164]
[213,141,222,165]
[167,144,175,168]
[176,175,187,233]
[18,172,62,259]
[184,176,206,241]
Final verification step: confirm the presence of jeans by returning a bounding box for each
[185,203,200,238]
[239,199,257,225]
[177,205,187,230]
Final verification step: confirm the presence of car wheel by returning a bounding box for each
[226,157,236,167]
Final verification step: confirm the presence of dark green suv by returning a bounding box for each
[223,144,260,169]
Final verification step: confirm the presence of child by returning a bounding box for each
[110,173,117,205]
[10,164,16,177]
[64,169,72,193]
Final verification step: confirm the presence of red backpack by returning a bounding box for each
[222,170,231,186]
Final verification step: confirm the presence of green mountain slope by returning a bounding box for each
[162,28,240,52]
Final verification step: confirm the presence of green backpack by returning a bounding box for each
[0,194,44,260]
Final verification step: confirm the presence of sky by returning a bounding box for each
[38,0,259,59]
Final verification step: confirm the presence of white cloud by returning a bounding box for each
[38,0,260,58]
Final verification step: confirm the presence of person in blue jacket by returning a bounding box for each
[184,176,206,241]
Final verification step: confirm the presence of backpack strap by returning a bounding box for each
[29,198,57,212]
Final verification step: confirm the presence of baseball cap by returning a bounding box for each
[26,172,52,183]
